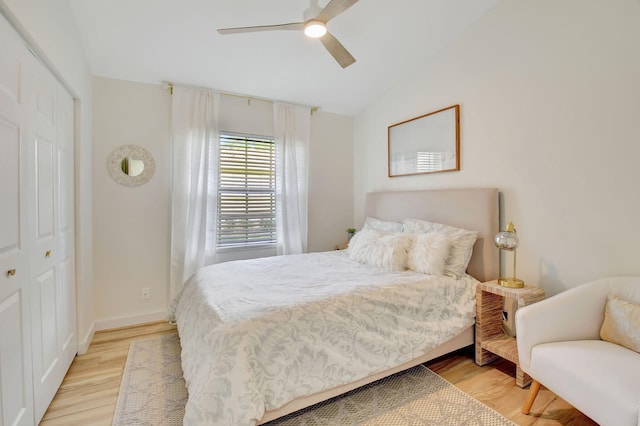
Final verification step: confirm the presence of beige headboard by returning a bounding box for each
[364,188,499,282]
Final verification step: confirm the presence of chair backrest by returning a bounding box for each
[605,276,640,304]
[581,276,640,336]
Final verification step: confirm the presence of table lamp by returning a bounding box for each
[495,221,524,288]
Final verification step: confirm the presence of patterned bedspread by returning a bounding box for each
[171,251,478,425]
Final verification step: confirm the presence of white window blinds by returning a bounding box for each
[217,133,276,247]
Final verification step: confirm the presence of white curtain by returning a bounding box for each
[273,102,310,255]
[169,87,220,303]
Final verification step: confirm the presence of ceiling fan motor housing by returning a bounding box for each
[303,0,323,22]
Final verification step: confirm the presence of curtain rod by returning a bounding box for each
[163,81,319,113]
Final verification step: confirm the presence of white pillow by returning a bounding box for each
[600,294,640,354]
[348,228,411,271]
[362,216,403,233]
[407,233,451,276]
[403,219,478,278]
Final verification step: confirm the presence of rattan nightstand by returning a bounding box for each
[475,280,545,388]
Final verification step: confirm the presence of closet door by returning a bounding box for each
[55,84,77,387]
[29,61,77,423]
[0,16,35,426]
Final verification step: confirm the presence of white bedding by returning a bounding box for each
[171,250,479,425]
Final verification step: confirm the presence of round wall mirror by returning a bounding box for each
[121,156,145,177]
[107,145,155,186]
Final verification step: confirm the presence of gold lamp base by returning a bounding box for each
[498,277,525,288]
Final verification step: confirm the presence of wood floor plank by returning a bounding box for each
[43,322,596,425]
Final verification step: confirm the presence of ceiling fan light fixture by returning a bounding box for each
[304,21,327,38]
[217,0,358,67]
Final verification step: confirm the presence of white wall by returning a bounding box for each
[308,111,354,252]
[354,0,640,296]
[0,0,95,352]
[92,78,354,324]
[92,77,170,328]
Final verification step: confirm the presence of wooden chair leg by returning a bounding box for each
[522,380,542,414]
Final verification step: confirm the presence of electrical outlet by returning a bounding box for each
[141,287,151,300]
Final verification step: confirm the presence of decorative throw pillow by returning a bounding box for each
[600,294,640,354]
[402,219,478,278]
[363,216,403,233]
[406,233,451,276]
[401,218,435,234]
[348,228,411,272]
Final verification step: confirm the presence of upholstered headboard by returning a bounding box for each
[364,188,499,282]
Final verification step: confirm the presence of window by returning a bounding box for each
[216,132,276,248]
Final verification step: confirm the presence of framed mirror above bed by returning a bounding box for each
[388,104,460,177]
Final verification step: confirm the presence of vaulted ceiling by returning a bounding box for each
[68,0,500,115]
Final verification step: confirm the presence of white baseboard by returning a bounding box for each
[77,321,95,355]
[95,309,168,332]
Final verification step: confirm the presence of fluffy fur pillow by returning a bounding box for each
[407,233,451,276]
[402,219,478,278]
[362,216,403,233]
[348,228,411,271]
[600,294,640,353]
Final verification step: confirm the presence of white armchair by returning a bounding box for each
[515,276,640,426]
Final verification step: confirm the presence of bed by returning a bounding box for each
[171,188,499,425]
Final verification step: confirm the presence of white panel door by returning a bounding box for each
[29,61,77,423]
[30,66,60,421]
[0,14,34,426]
[55,87,76,368]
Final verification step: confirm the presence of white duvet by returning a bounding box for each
[171,251,478,425]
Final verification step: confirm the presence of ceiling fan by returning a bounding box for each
[217,0,359,68]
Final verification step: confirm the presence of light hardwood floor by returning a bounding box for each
[40,321,177,426]
[41,322,596,425]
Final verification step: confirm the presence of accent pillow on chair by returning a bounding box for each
[600,294,640,354]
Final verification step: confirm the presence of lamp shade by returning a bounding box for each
[495,230,519,251]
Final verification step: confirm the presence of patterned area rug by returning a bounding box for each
[113,333,516,426]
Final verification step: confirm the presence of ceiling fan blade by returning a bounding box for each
[217,22,305,35]
[320,32,356,68]
[316,0,359,23]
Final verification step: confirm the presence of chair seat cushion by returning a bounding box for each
[530,339,640,426]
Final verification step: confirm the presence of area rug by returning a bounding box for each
[113,333,516,426]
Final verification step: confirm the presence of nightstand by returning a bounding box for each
[475,280,545,388]
[335,241,349,250]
